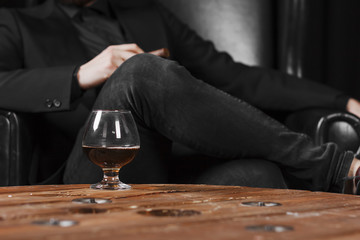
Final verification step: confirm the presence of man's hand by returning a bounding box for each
[346,98,360,118]
[77,44,169,90]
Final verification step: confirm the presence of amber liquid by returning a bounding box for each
[83,146,139,169]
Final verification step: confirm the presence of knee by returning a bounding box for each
[121,53,163,71]
[113,53,168,89]
[108,53,184,102]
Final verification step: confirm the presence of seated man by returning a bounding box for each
[0,0,360,193]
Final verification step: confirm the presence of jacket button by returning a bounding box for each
[53,99,62,108]
[45,99,53,108]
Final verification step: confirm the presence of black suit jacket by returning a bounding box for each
[0,0,347,182]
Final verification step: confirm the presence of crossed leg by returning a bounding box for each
[64,54,354,193]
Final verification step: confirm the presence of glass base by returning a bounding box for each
[90,168,130,190]
[90,181,131,190]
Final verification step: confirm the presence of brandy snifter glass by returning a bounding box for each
[82,110,140,190]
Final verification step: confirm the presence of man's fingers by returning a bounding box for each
[119,50,137,61]
[105,45,170,60]
[109,50,137,67]
[108,43,144,54]
[149,48,170,58]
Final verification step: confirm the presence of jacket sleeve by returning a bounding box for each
[0,9,75,113]
[156,3,349,112]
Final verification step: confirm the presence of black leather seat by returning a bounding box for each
[0,0,359,186]
[0,111,33,185]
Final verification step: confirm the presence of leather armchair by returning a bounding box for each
[0,111,33,185]
[161,0,360,183]
[0,0,359,186]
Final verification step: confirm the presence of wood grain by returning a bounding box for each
[0,184,359,240]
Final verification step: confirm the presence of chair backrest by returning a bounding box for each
[158,0,275,68]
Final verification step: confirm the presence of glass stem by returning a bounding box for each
[102,168,121,185]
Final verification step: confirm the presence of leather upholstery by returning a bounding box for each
[0,111,32,186]
[0,111,11,185]
[159,0,274,67]
[316,113,360,154]
[277,0,307,77]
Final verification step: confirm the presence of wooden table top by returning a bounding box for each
[0,184,360,240]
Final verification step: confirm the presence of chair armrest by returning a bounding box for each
[0,110,32,186]
[315,112,360,154]
[285,109,360,153]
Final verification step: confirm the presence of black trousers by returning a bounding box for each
[64,54,353,193]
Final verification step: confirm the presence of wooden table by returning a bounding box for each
[1,184,360,239]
